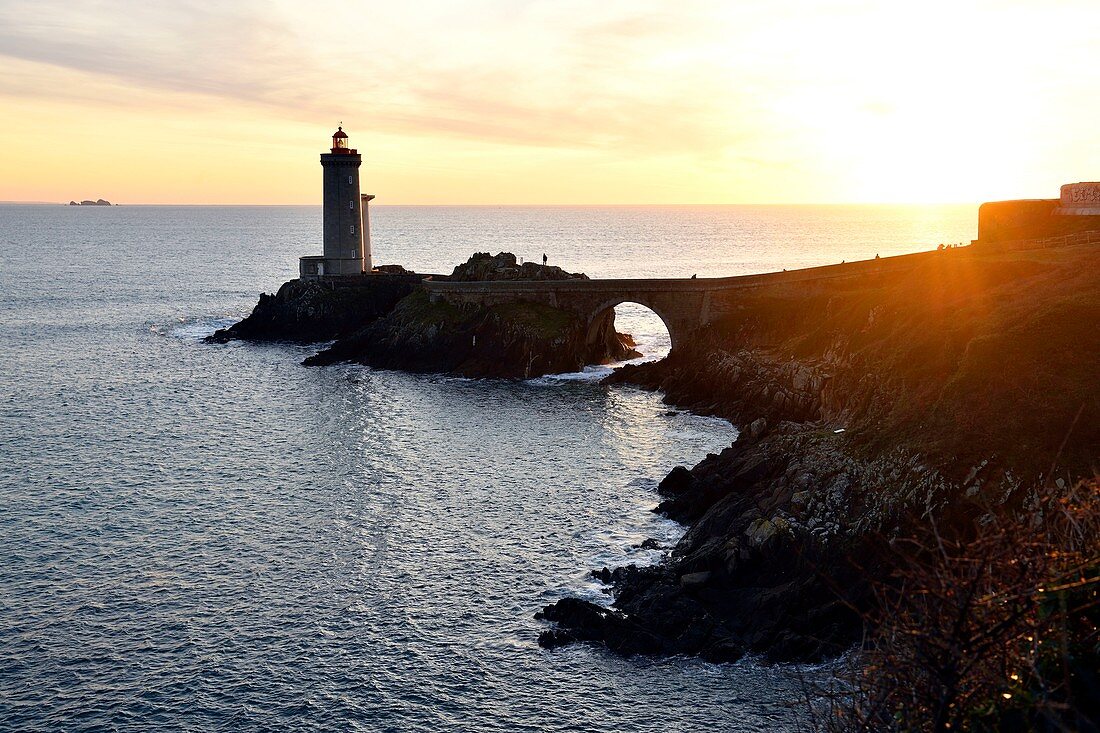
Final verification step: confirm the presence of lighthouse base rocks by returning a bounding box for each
[208,253,638,378]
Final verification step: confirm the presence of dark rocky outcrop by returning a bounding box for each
[449,252,587,282]
[304,287,636,378]
[538,425,906,663]
[209,253,638,378]
[206,272,421,343]
[538,243,1100,663]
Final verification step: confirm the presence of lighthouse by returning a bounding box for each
[299,126,374,278]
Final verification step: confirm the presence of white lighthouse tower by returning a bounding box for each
[299,126,374,278]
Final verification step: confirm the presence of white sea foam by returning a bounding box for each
[573,512,689,606]
[526,347,668,386]
[152,316,238,341]
[528,364,614,385]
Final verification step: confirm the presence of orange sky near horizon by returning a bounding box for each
[0,1,1097,205]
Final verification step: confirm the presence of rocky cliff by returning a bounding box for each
[449,251,588,282]
[303,289,636,377]
[210,254,637,378]
[207,271,421,343]
[538,243,1100,662]
[305,253,636,377]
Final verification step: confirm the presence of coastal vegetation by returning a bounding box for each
[817,479,1100,731]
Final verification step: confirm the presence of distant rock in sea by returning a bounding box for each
[69,199,113,206]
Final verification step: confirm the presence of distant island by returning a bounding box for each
[68,199,115,206]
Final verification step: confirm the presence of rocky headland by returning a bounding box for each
[211,236,1099,725]
[208,267,423,344]
[209,253,638,378]
[213,242,1098,679]
[537,243,1100,665]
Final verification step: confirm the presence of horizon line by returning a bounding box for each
[2,200,985,207]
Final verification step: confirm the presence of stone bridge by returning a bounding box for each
[423,250,937,352]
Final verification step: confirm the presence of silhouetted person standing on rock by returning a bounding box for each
[542,253,548,266]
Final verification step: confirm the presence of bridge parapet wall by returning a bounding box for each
[422,248,947,353]
[424,248,941,299]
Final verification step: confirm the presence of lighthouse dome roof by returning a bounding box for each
[332,126,348,138]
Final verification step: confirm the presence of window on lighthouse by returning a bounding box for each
[351,224,356,235]
[349,200,355,210]
[348,175,353,185]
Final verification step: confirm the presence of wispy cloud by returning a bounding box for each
[0,0,760,157]
[1,0,1097,203]
[0,2,317,100]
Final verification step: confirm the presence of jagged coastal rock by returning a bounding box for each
[305,253,635,376]
[69,199,113,206]
[538,243,1100,662]
[208,269,422,343]
[303,288,636,376]
[449,251,588,282]
[210,253,637,378]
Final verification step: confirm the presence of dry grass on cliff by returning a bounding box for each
[488,301,576,339]
[848,250,1099,478]
[808,480,1100,732]
[391,288,464,325]
[705,245,1100,480]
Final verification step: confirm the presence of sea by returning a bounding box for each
[0,204,975,732]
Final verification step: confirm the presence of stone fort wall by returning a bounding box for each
[978,182,1100,244]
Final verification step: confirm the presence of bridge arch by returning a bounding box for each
[423,255,927,361]
[585,297,680,356]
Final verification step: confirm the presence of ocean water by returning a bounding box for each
[0,204,975,732]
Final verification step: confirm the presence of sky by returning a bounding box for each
[0,0,1097,205]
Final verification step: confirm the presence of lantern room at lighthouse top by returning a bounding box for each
[330,126,356,155]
